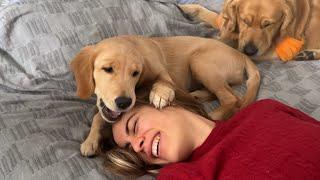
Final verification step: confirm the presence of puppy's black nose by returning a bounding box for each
[244,43,258,56]
[115,97,132,110]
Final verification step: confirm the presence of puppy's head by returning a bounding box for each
[71,38,143,123]
[221,0,294,57]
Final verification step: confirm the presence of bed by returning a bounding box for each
[0,0,319,179]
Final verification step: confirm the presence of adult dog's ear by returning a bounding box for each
[220,0,239,40]
[70,46,96,99]
[280,0,295,38]
[281,0,310,39]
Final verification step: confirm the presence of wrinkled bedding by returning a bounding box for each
[0,0,319,180]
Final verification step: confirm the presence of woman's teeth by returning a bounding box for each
[152,134,160,157]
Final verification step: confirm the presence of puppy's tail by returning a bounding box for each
[241,57,260,108]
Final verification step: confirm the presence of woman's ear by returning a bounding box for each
[70,45,96,99]
[220,0,239,40]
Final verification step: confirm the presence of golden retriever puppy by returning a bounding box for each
[70,35,260,156]
[179,0,320,61]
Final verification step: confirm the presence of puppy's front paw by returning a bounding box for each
[149,84,175,109]
[80,137,99,157]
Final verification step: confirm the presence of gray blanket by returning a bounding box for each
[0,0,319,180]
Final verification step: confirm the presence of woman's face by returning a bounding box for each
[112,105,198,165]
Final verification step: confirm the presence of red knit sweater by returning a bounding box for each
[157,99,320,180]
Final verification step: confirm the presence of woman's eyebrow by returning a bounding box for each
[125,112,136,135]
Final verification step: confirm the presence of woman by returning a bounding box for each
[103,89,320,179]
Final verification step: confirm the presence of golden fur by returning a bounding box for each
[179,0,320,61]
[70,35,260,156]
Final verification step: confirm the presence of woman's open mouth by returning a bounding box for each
[152,133,161,158]
[99,99,122,122]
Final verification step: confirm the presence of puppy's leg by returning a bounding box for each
[81,113,104,156]
[295,49,320,60]
[178,4,220,29]
[193,73,239,119]
[240,58,260,108]
[149,81,175,109]
[207,84,240,120]
[149,71,175,109]
[190,61,240,120]
[190,89,217,103]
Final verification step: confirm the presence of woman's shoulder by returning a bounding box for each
[239,99,319,124]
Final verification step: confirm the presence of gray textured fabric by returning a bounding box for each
[0,0,319,180]
[179,0,222,5]
[180,0,224,10]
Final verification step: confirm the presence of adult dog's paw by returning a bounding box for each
[149,83,175,109]
[80,136,99,157]
[295,50,317,61]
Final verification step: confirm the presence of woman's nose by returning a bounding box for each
[131,136,145,152]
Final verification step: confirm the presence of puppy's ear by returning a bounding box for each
[70,46,96,99]
[281,0,310,39]
[220,0,239,40]
[280,0,295,38]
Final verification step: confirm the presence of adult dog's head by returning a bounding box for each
[70,37,145,123]
[220,0,310,57]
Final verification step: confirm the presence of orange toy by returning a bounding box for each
[275,38,304,61]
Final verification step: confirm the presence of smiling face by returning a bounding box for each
[112,105,213,165]
[93,41,143,121]
[235,0,284,56]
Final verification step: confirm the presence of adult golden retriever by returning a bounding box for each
[180,0,320,61]
[70,35,260,156]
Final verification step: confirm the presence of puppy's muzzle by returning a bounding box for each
[99,99,122,123]
[99,97,132,123]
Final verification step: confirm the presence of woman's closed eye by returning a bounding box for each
[123,117,139,149]
[123,119,138,150]
[129,114,139,135]
[133,119,138,134]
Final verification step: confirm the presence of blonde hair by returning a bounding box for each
[102,83,209,177]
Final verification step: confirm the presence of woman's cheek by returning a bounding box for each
[139,119,155,132]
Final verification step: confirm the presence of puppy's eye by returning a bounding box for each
[132,71,139,77]
[261,21,272,28]
[103,67,113,73]
[242,18,251,26]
